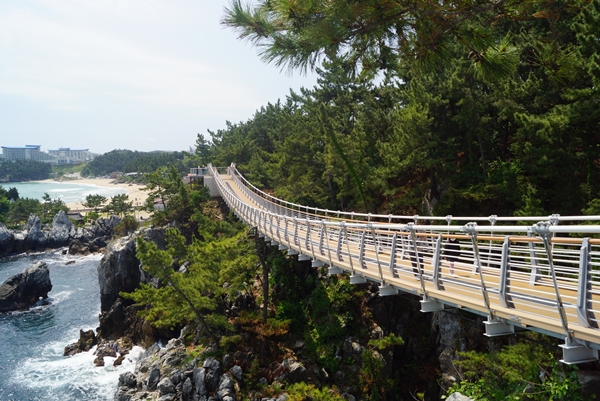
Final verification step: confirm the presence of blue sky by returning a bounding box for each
[0,1,317,154]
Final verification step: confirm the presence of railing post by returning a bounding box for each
[531,222,572,342]
[463,223,494,318]
[318,222,326,257]
[498,236,511,308]
[577,238,592,328]
[336,222,345,261]
[293,218,299,247]
[370,225,385,283]
[528,231,541,285]
[359,230,367,269]
[389,232,398,278]
[432,234,442,290]
[408,223,427,295]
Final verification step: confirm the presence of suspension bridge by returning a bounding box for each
[193,164,600,364]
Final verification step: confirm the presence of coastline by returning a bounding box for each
[39,178,151,218]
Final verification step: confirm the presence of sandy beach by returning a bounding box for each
[46,177,151,218]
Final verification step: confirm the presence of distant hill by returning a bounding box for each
[80,149,188,177]
[0,159,52,182]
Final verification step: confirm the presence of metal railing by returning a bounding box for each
[207,163,600,363]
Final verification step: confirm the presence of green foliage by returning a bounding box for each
[80,149,187,177]
[104,194,133,217]
[0,159,51,182]
[122,216,253,339]
[82,194,107,212]
[285,382,345,401]
[360,348,392,401]
[446,338,586,401]
[113,215,139,237]
[142,165,208,229]
[368,333,404,350]
[40,192,69,223]
[219,335,242,352]
[211,1,600,217]
[0,196,9,223]
[83,211,100,224]
[6,187,19,201]
[7,198,41,223]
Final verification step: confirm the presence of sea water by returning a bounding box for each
[0,251,142,401]
[2,181,126,203]
[0,178,140,400]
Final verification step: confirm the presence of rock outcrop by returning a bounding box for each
[0,213,122,256]
[48,210,77,247]
[115,338,242,401]
[0,261,52,313]
[97,235,141,313]
[64,329,98,356]
[96,227,169,346]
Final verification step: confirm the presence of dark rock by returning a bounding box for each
[182,377,193,398]
[94,342,118,366]
[282,359,307,383]
[203,357,221,372]
[48,210,75,246]
[217,374,236,401]
[157,377,175,395]
[222,354,233,369]
[64,329,97,356]
[193,367,207,396]
[0,213,126,257]
[146,365,161,391]
[97,235,141,313]
[80,329,98,350]
[98,298,126,339]
[0,261,52,313]
[68,239,90,255]
[25,215,46,247]
[577,370,600,400]
[0,224,15,256]
[114,355,125,366]
[230,365,243,382]
[119,371,138,388]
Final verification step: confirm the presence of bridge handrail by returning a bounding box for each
[226,163,600,226]
[208,163,600,359]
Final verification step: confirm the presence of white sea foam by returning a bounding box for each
[11,343,144,401]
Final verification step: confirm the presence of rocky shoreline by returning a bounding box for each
[0,210,122,257]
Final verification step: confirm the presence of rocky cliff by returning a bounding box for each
[96,227,168,346]
[0,212,122,256]
[0,261,52,313]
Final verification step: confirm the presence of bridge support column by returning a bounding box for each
[378,284,398,296]
[328,265,344,275]
[483,316,515,337]
[297,254,310,261]
[287,248,298,255]
[311,259,324,267]
[420,296,444,312]
[349,274,367,284]
[560,338,599,365]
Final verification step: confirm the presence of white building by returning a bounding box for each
[1,145,97,164]
[1,145,48,162]
[47,147,96,164]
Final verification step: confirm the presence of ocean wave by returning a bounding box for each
[10,344,144,401]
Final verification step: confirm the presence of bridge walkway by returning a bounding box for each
[208,165,600,364]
